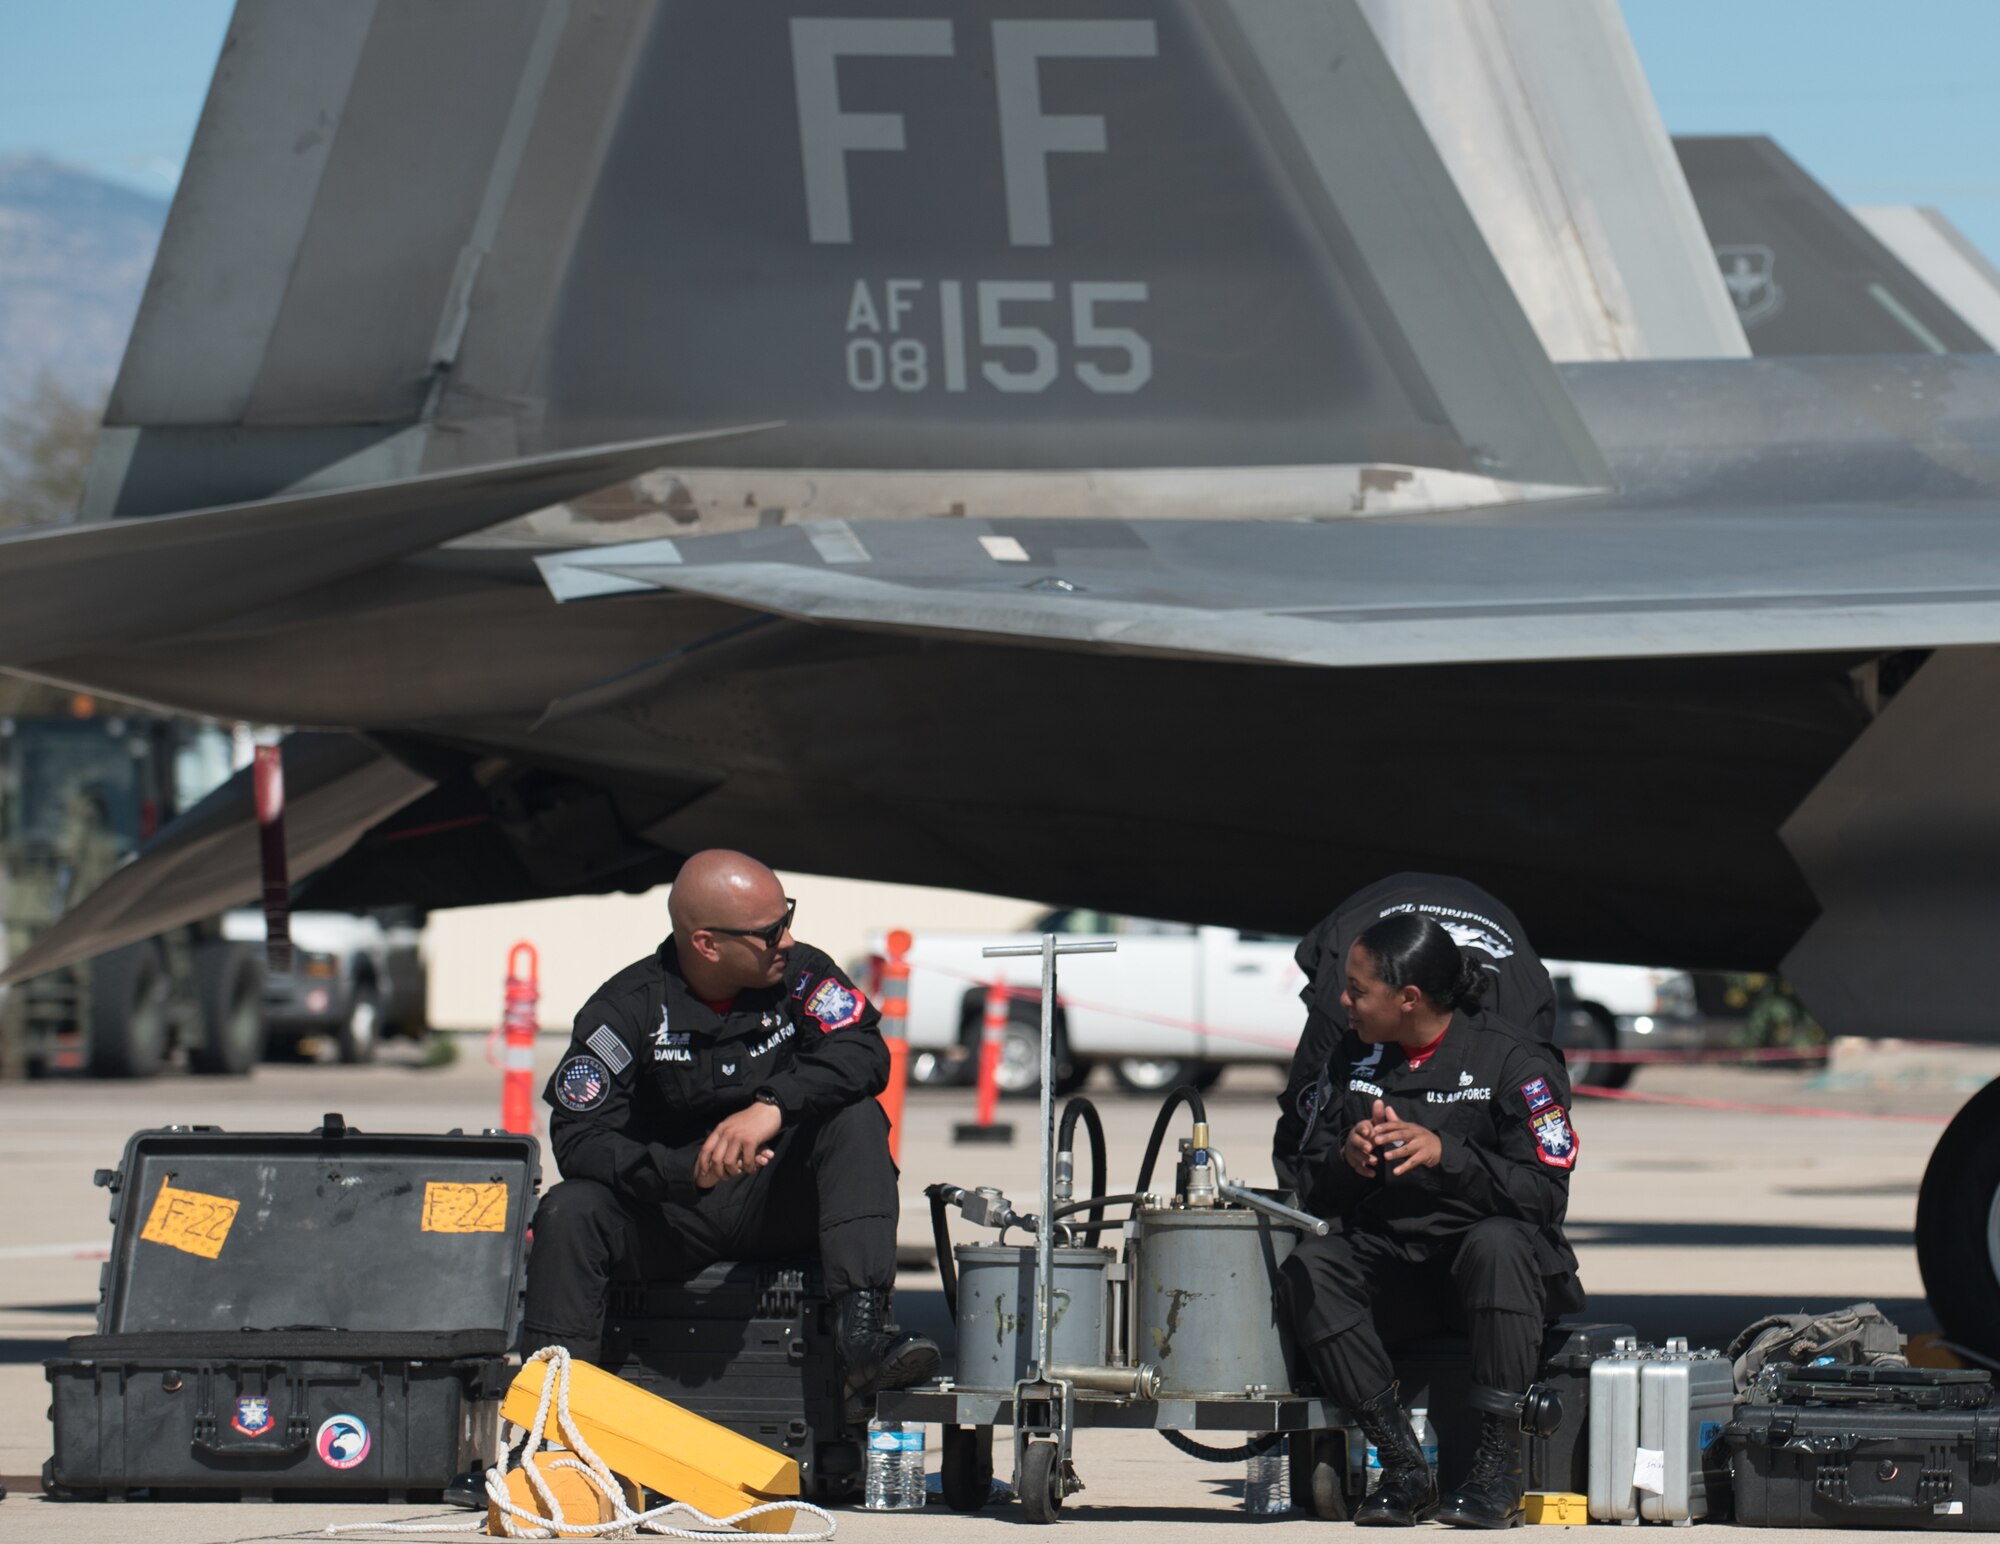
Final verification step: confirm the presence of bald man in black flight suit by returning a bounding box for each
[521,850,938,1409]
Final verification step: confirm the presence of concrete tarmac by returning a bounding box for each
[0,1035,1986,1542]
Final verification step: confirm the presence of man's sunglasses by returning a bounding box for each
[701,898,796,948]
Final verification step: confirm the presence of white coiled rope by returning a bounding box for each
[326,1345,837,1542]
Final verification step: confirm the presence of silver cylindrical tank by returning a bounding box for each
[1130,1205,1301,1397]
[952,1243,1114,1391]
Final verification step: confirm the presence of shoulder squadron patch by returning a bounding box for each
[1521,1076,1554,1112]
[804,977,866,1031]
[586,1024,632,1074]
[556,1054,611,1111]
[792,968,813,1000]
[1531,1106,1578,1169]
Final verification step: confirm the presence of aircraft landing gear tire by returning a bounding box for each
[1916,1077,2000,1363]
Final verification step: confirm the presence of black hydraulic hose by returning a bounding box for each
[1133,1083,1211,1198]
[1160,1429,1286,1462]
[924,1183,959,1323]
[1058,1095,1108,1245]
[1051,1191,1148,1218]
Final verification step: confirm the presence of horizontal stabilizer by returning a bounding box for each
[0,425,772,666]
[0,735,432,986]
[540,500,2000,670]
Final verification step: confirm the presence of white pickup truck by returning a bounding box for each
[875,910,1692,1095]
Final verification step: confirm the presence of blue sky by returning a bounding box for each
[0,3,234,192]
[3,1,1998,258]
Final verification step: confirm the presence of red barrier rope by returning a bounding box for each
[1565,1043,1828,1065]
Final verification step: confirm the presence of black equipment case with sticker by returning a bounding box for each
[1727,1367,2000,1528]
[1393,1321,1636,1492]
[602,1261,862,1503]
[45,1113,538,1501]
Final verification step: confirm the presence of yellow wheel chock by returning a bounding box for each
[502,1356,801,1533]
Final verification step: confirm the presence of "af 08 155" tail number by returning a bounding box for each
[845,278,1150,395]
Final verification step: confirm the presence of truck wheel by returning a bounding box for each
[85,942,170,1078]
[1915,1078,2000,1361]
[997,1004,1090,1099]
[1557,1004,1632,1091]
[336,981,381,1064]
[189,943,266,1076]
[1111,1058,1223,1095]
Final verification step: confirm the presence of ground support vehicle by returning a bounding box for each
[222,908,428,1064]
[0,696,264,1078]
[884,911,1702,1097]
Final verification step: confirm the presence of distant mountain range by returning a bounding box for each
[0,158,167,411]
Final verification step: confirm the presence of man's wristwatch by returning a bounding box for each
[752,1087,783,1118]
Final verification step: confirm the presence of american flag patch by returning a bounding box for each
[586,1024,632,1074]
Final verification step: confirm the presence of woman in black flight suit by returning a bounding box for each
[1278,912,1584,1529]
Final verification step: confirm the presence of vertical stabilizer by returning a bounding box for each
[1359,0,1747,362]
[1853,206,2000,350]
[1678,137,1992,357]
[83,0,1613,530]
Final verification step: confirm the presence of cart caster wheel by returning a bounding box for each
[1020,1441,1063,1524]
[941,1426,994,1512]
[1290,1432,1359,1520]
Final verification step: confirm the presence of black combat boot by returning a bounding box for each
[1436,1412,1527,1528]
[833,1289,940,1408]
[1351,1384,1438,1526]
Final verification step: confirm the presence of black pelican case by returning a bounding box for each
[1728,1366,2000,1529]
[45,1114,538,1501]
[601,1261,862,1502]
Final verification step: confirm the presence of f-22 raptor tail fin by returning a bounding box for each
[86,0,1611,531]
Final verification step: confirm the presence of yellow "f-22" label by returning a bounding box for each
[139,1181,240,1260]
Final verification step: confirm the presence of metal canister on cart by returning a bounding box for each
[952,1243,1115,1392]
[1129,1205,1302,1398]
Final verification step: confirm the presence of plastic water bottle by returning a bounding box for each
[862,1420,926,1510]
[1243,1438,1290,1514]
[1362,1408,1438,1491]
[1413,1408,1439,1472]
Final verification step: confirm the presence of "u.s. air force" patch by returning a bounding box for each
[803,978,866,1031]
